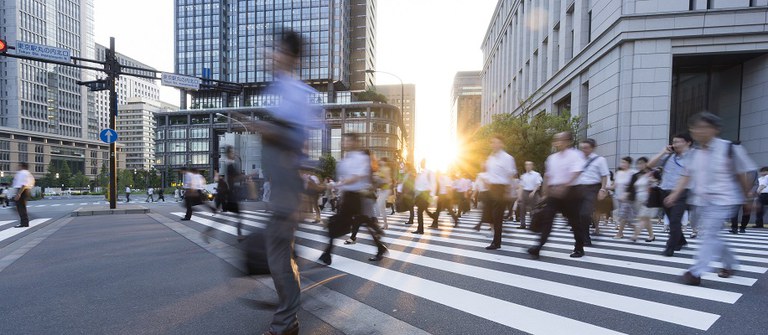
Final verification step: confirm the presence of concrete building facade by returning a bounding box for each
[376,83,415,163]
[451,71,483,149]
[117,98,177,172]
[481,0,768,166]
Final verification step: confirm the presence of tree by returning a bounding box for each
[71,171,89,188]
[96,162,109,189]
[459,110,584,178]
[318,154,337,180]
[58,161,72,188]
[39,161,59,188]
[354,89,388,103]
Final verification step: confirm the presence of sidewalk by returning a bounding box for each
[0,212,341,335]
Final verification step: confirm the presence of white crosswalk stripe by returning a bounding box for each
[0,218,52,243]
[167,208,768,334]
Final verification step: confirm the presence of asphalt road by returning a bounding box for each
[2,197,768,334]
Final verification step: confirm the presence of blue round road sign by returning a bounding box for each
[99,129,118,144]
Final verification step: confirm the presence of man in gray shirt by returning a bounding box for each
[648,133,692,257]
[665,112,757,285]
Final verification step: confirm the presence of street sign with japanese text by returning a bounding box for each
[161,72,201,90]
[16,41,71,63]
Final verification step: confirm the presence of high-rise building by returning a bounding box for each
[117,98,177,172]
[174,0,376,109]
[482,0,768,165]
[94,43,161,141]
[451,71,482,147]
[0,0,128,181]
[376,84,415,163]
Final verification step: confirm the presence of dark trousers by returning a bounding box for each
[518,190,539,228]
[730,204,751,230]
[16,189,30,226]
[756,194,768,227]
[532,187,583,252]
[157,194,165,202]
[578,184,601,243]
[415,191,435,233]
[434,194,458,225]
[126,193,130,202]
[662,190,688,251]
[326,192,384,254]
[488,184,507,247]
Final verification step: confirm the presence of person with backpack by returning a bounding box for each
[648,133,692,256]
[665,112,758,285]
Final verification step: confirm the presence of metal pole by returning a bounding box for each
[108,37,119,209]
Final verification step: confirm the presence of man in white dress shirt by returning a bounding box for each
[12,162,35,228]
[483,135,517,250]
[576,138,610,245]
[666,112,757,285]
[412,159,437,234]
[517,161,542,229]
[528,132,587,259]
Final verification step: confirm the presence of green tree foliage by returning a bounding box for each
[96,162,109,188]
[318,154,337,180]
[71,171,89,188]
[460,111,584,178]
[117,169,134,191]
[58,161,72,188]
[354,89,388,103]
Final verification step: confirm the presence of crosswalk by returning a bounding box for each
[0,218,53,244]
[166,208,768,334]
[0,201,185,208]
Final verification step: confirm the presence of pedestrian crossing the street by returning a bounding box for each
[166,208,768,334]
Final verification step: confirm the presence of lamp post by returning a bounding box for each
[365,69,406,163]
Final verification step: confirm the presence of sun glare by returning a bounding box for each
[420,138,460,173]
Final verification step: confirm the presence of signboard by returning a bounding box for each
[161,72,201,90]
[99,129,118,144]
[16,41,71,63]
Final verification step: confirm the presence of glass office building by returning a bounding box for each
[174,0,376,109]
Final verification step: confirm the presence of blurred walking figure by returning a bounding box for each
[222,146,245,240]
[433,171,459,228]
[517,161,542,229]
[145,187,154,202]
[262,177,272,203]
[756,167,768,228]
[483,135,517,250]
[248,30,321,335]
[576,139,610,244]
[648,133,692,256]
[12,162,35,228]
[181,168,214,221]
[412,159,437,234]
[0,187,9,207]
[125,186,131,203]
[612,157,637,239]
[627,157,657,242]
[156,187,165,202]
[665,112,758,286]
[374,157,393,229]
[327,135,387,262]
[527,132,586,259]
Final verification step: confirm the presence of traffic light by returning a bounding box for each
[0,39,7,53]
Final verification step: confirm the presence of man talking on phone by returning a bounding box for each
[648,133,693,256]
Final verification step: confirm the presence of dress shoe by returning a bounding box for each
[681,271,701,286]
[645,237,656,242]
[527,247,540,260]
[318,252,332,265]
[739,228,746,234]
[661,248,674,257]
[180,218,191,221]
[729,228,738,234]
[429,224,439,229]
[569,251,585,258]
[473,224,481,231]
[485,244,501,250]
[14,225,29,228]
[344,238,357,245]
[690,232,698,239]
[516,226,527,229]
[368,246,388,261]
[405,221,413,226]
[717,268,734,278]
[412,230,424,234]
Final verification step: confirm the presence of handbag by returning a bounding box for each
[645,186,664,208]
[395,193,414,212]
[241,231,271,276]
[529,199,549,233]
[327,213,351,238]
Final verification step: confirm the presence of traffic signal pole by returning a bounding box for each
[106,38,120,209]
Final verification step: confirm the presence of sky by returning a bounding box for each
[94,0,499,170]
